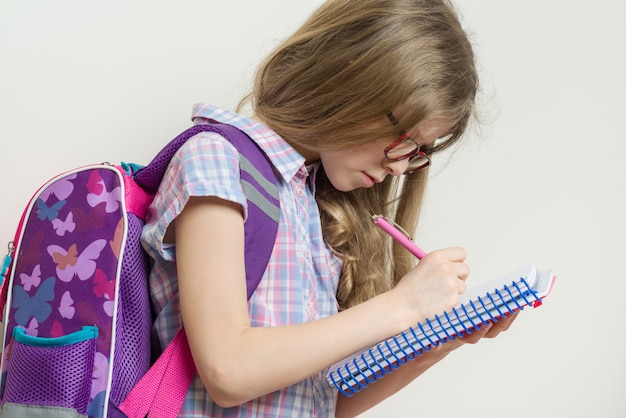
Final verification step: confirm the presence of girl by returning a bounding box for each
[141,0,516,416]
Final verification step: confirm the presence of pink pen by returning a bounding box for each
[372,214,427,260]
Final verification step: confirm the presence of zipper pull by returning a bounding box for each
[1,241,15,286]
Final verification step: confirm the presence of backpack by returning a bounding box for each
[0,123,280,418]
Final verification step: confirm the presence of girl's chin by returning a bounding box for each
[326,172,373,192]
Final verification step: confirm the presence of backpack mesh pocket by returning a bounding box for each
[2,327,97,415]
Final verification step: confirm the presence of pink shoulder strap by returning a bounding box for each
[119,328,195,418]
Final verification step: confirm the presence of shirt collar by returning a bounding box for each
[191,103,306,183]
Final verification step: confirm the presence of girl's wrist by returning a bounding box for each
[375,288,422,337]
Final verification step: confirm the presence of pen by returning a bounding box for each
[372,214,427,260]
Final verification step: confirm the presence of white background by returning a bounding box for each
[1,1,624,417]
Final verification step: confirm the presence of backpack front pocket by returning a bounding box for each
[2,326,98,415]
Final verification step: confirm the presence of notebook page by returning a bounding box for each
[458,264,538,304]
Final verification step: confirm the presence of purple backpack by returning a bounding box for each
[0,124,280,417]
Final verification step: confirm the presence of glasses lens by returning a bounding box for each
[386,138,419,160]
[405,152,430,174]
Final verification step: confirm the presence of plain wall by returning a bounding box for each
[1,1,624,417]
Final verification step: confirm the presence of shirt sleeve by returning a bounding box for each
[141,132,248,262]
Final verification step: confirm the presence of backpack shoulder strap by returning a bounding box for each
[134,123,280,299]
[119,124,280,418]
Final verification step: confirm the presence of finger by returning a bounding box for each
[457,279,467,295]
[473,314,518,339]
[455,261,470,282]
[440,246,467,263]
[487,313,518,335]
[460,322,493,344]
[422,249,470,280]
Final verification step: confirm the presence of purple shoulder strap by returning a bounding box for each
[134,123,280,299]
[119,124,280,418]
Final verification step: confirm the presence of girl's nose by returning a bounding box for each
[383,158,410,176]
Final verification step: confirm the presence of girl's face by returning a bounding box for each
[316,116,453,192]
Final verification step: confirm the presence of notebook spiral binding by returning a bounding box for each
[329,277,541,396]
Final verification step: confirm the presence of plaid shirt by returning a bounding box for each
[141,104,342,417]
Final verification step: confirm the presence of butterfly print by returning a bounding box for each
[12,276,56,327]
[94,269,116,317]
[39,174,76,202]
[35,198,66,221]
[59,291,75,319]
[109,217,124,261]
[49,320,66,338]
[24,318,39,337]
[103,299,114,317]
[52,211,76,236]
[47,239,107,282]
[19,264,41,292]
[86,171,121,213]
[90,352,109,400]
[15,229,44,272]
[86,170,105,195]
[93,269,114,300]
[75,299,109,353]
[72,205,105,232]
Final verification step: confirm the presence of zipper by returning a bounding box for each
[0,241,15,320]
[1,241,14,287]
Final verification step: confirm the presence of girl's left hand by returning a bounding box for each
[420,312,519,365]
[459,311,518,344]
[436,312,519,356]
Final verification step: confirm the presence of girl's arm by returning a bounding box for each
[175,195,470,407]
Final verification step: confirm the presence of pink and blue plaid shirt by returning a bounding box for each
[141,104,342,417]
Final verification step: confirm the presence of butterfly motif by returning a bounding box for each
[72,205,105,232]
[86,170,105,195]
[93,268,114,299]
[47,239,107,282]
[12,276,56,327]
[50,320,65,338]
[94,269,116,317]
[86,171,121,213]
[59,291,75,319]
[39,174,76,202]
[103,299,115,317]
[109,217,124,261]
[19,264,41,292]
[52,211,76,236]
[15,229,44,273]
[24,318,39,337]
[88,391,107,418]
[90,352,109,400]
[75,300,109,353]
[35,198,66,222]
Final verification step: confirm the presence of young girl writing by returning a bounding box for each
[141,0,516,416]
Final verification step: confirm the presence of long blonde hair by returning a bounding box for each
[242,0,478,309]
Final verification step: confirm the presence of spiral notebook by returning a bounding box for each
[326,264,556,396]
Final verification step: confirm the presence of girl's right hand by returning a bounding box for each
[391,247,469,327]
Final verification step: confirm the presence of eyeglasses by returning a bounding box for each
[384,112,431,174]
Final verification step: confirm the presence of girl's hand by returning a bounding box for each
[405,312,520,380]
[457,311,519,343]
[391,247,470,327]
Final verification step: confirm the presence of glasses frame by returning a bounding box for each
[384,112,431,174]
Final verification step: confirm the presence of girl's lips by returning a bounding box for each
[362,172,380,187]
